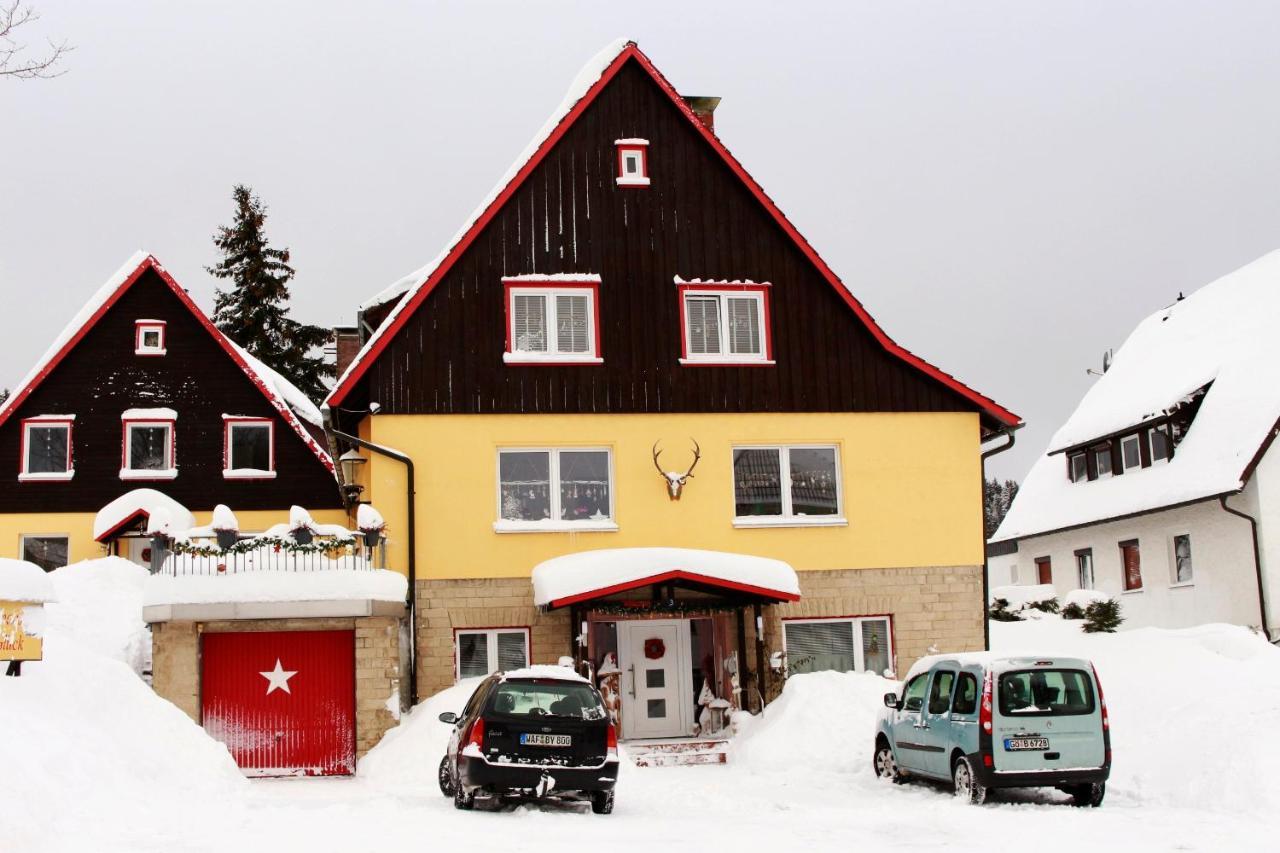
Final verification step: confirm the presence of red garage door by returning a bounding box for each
[202,630,355,777]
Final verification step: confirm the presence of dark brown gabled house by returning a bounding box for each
[0,252,345,569]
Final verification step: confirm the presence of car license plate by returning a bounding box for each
[520,733,571,747]
[1004,737,1050,751]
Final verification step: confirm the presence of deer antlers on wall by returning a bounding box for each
[653,439,701,500]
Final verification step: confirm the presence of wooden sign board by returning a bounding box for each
[0,600,43,662]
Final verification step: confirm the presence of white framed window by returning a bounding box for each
[455,628,530,679]
[20,533,69,572]
[121,410,176,480]
[783,616,893,676]
[1069,452,1088,482]
[495,447,616,532]
[223,417,275,478]
[19,416,74,481]
[679,284,773,364]
[1094,445,1113,479]
[1149,427,1171,464]
[503,281,601,364]
[1172,534,1193,585]
[732,445,843,527]
[1120,434,1141,472]
[1075,548,1094,589]
[134,320,167,355]
[615,139,650,186]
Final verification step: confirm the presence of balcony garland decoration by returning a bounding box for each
[588,600,751,616]
[165,534,358,558]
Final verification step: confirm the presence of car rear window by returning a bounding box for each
[998,669,1095,716]
[489,679,607,721]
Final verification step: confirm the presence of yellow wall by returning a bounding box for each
[361,412,984,579]
[0,508,350,567]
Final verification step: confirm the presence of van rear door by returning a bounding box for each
[992,665,1105,773]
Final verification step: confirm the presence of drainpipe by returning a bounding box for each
[1219,494,1272,642]
[980,427,1017,651]
[322,405,419,706]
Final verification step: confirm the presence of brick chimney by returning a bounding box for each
[332,326,362,378]
[682,96,721,132]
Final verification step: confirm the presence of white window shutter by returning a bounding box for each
[513,294,548,352]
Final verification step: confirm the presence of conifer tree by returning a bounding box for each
[207,185,332,401]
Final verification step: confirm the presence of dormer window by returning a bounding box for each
[1149,427,1172,463]
[1068,452,1087,482]
[502,276,602,364]
[1093,444,1113,479]
[615,139,650,186]
[135,320,166,356]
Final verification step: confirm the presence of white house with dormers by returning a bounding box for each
[990,251,1280,639]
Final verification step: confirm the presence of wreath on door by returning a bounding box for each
[644,637,665,660]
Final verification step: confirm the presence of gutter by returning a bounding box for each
[322,404,419,706]
[980,427,1018,651]
[1219,494,1272,643]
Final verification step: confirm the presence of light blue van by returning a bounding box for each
[874,655,1110,806]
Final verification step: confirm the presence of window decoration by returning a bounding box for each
[643,637,666,660]
[783,616,893,676]
[1173,534,1193,584]
[502,277,602,364]
[496,447,614,531]
[223,417,275,478]
[456,628,529,678]
[120,409,176,480]
[732,445,842,526]
[19,416,74,481]
[20,534,68,572]
[615,139,650,186]
[134,320,167,355]
[678,280,773,364]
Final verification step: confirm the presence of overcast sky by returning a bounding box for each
[5,0,1280,482]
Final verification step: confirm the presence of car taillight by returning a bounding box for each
[607,723,618,758]
[466,718,486,750]
[980,670,993,735]
[1092,663,1109,731]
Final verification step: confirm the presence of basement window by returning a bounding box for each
[615,139,650,186]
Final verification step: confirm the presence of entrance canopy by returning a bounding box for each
[532,547,800,610]
[93,489,196,542]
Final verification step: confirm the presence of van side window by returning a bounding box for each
[927,670,956,714]
[901,673,929,712]
[952,672,978,715]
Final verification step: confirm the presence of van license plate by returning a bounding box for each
[520,733,571,747]
[1004,737,1049,751]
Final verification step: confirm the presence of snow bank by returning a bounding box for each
[358,677,487,791]
[0,558,57,603]
[145,568,407,606]
[990,583,1057,608]
[992,617,1280,812]
[45,558,151,673]
[1063,588,1113,609]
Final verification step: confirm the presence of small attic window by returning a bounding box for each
[135,320,166,355]
[615,139,650,187]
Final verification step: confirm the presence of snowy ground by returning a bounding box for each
[4,561,1279,851]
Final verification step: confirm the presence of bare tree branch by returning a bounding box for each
[1,1,72,79]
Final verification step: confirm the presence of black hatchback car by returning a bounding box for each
[437,666,620,813]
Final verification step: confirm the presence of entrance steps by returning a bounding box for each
[623,737,731,767]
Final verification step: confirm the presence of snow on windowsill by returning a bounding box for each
[614,138,650,145]
[615,176,650,187]
[733,516,847,529]
[1169,582,1196,589]
[121,408,177,421]
[1121,588,1145,595]
[679,358,775,366]
[133,348,167,356]
[24,413,76,422]
[493,519,619,534]
[18,471,75,483]
[503,352,603,365]
[119,468,178,481]
[222,469,277,480]
[501,273,602,283]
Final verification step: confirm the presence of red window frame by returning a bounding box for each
[222,416,276,478]
[615,139,650,186]
[1035,557,1052,585]
[501,279,603,365]
[18,416,75,481]
[452,625,532,680]
[677,282,774,365]
[134,320,167,355]
[120,417,176,479]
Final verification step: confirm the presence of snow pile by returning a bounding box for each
[145,568,407,606]
[358,677,487,792]
[992,617,1280,812]
[0,558,57,603]
[1063,588,1113,609]
[357,503,386,531]
[93,488,196,541]
[990,583,1057,608]
[45,558,151,672]
[532,547,799,607]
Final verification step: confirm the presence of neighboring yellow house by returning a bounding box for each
[327,41,1020,736]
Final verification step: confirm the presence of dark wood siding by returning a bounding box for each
[350,60,980,421]
[0,268,342,513]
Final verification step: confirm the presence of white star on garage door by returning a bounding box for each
[260,659,298,695]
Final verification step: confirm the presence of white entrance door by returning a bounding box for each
[618,620,693,740]
[125,537,153,569]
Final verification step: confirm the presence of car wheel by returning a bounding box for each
[1069,782,1105,808]
[438,755,454,797]
[873,741,902,783]
[952,756,987,805]
[591,790,615,815]
[453,778,477,811]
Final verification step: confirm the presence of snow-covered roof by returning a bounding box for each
[0,558,57,603]
[531,547,800,609]
[93,489,197,541]
[994,250,1280,542]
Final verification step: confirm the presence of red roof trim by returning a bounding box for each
[546,568,801,609]
[94,508,149,543]
[328,44,1020,428]
[0,255,334,473]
